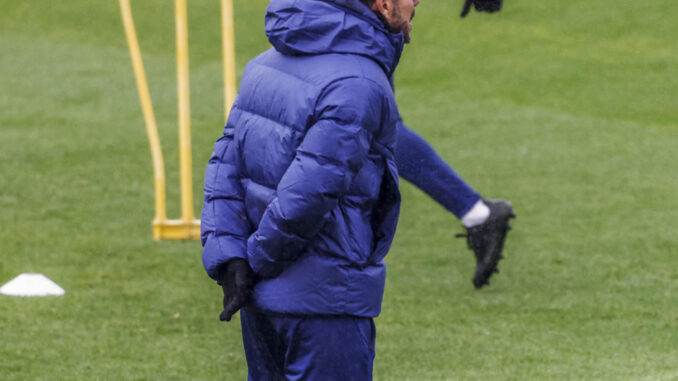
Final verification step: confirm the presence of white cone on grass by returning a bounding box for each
[0,273,65,297]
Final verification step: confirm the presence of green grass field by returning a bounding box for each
[1,0,677,379]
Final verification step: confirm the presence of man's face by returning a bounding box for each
[382,0,419,43]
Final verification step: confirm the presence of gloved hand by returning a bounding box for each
[216,258,255,322]
[460,0,503,18]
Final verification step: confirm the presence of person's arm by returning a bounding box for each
[201,126,252,280]
[247,78,388,279]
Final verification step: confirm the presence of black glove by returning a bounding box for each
[216,258,255,322]
[460,0,503,18]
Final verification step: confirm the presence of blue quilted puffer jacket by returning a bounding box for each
[201,0,404,317]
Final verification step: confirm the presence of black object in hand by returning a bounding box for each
[460,0,503,18]
[216,258,255,322]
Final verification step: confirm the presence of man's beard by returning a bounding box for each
[374,7,413,43]
[405,9,415,43]
[394,8,414,43]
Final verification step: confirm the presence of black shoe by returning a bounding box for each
[456,199,515,289]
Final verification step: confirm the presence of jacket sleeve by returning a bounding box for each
[247,77,387,278]
[201,125,252,280]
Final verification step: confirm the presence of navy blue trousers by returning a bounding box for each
[396,124,481,218]
[240,309,376,381]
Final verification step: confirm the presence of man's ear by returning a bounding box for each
[373,0,394,21]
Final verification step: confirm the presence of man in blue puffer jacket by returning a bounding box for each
[201,0,417,378]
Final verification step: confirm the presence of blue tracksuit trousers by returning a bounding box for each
[240,308,376,381]
[396,124,481,218]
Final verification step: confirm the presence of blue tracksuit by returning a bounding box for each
[396,123,481,218]
[201,0,403,378]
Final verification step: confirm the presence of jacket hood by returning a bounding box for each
[265,0,404,77]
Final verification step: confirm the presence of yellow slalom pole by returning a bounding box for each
[175,0,195,224]
[221,0,237,123]
[119,0,168,235]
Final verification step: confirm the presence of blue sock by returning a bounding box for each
[395,123,481,219]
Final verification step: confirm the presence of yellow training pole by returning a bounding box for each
[119,0,169,235]
[175,0,195,224]
[221,0,237,122]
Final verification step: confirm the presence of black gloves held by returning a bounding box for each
[460,0,503,18]
[216,258,255,322]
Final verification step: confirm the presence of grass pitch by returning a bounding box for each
[1,0,677,379]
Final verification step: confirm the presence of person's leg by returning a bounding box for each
[240,309,286,381]
[241,311,375,381]
[396,123,481,219]
[396,124,516,289]
[282,315,375,381]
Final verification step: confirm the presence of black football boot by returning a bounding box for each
[456,199,515,288]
